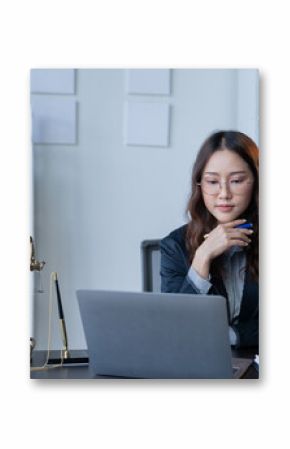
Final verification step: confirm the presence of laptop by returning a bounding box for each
[77,290,252,379]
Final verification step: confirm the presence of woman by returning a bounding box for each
[160,130,259,348]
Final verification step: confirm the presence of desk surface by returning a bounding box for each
[30,348,259,380]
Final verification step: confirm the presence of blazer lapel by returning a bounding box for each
[210,275,231,323]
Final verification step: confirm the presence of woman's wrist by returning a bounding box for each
[192,248,211,280]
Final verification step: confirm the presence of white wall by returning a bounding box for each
[32,68,259,350]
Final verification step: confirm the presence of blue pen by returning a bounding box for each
[235,222,253,229]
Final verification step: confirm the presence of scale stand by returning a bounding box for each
[47,349,89,366]
[47,273,89,366]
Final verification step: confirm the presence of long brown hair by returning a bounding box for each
[186,130,259,281]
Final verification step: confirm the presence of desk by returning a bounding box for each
[30,347,258,379]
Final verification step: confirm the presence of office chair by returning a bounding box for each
[141,240,161,292]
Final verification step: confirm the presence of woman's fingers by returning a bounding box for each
[228,229,253,242]
[204,226,253,241]
[201,220,254,260]
[223,219,247,228]
[229,239,250,247]
[230,234,252,244]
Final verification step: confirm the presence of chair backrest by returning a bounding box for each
[141,240,161,292]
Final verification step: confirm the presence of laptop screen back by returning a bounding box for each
[77,290,233,379]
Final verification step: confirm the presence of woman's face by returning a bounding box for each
[200,149,254,224]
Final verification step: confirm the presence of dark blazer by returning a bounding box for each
[160,224,259,348]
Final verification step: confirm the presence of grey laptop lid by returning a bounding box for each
[77,290,233,379]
